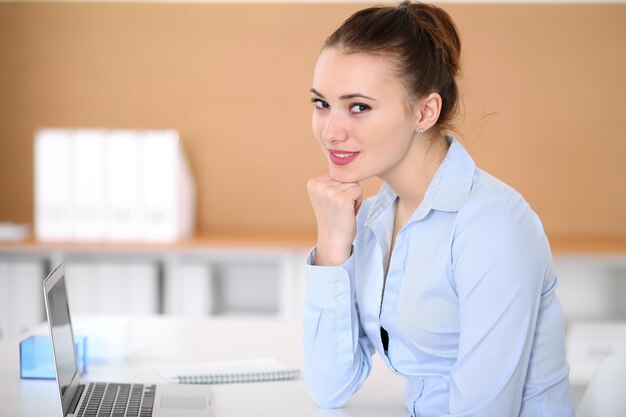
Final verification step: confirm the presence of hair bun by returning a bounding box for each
[404,1,461,78]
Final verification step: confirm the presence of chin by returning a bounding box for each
[329,167,369,184]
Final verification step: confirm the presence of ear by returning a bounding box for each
[414,92,442,133]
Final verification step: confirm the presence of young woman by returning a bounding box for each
[303,2,575,416]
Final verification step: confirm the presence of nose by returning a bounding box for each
[321,110,348,144]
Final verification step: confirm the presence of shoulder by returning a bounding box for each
[467,168,527,209]
[459,168,539,228]
[453,168,551,261]
[451,169,555,293]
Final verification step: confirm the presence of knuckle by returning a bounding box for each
[307,177,325,193]
[324,187,336,200]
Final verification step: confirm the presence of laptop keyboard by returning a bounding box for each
[77,382,156,417]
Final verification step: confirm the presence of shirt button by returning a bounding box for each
[336,295,345,304]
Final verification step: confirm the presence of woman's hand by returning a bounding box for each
[307,175,363,266]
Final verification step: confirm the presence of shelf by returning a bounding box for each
[548,236,626,256]
[0,231,316,255]
[1,233,626,255]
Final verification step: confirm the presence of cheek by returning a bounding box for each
[311,113,324,142]
[368,119,415,157]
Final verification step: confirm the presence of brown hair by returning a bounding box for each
[324,1,461,132]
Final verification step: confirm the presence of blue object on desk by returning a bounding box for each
[19,335,87,379]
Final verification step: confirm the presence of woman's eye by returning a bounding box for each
[310,98,329,109]
[350,103,370,113]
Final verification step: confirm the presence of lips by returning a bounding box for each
[328,149,360,166]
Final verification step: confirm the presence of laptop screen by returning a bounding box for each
[45,266,80,415]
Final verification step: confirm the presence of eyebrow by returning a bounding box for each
[310,88,377,101]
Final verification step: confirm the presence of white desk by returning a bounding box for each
[0,316,407,417]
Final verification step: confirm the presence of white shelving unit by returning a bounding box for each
[0,259,45,341]
[0,244,310,342]
[3,241,626,409]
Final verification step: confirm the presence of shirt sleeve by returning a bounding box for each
[446,195,552,417]
[302,246,375,408]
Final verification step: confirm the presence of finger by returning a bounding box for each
[341,184,362,214]
[333,181,361,193]
[308,175,355,193]
[316,174,360,189]
[317,181,361,201]
[354,195,362,215]
[342,183,363,200]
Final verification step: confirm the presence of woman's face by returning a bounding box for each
[311,47,420,183]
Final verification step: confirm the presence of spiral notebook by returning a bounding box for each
[156,358,300,385]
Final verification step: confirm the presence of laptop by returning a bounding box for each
[43,263,212,417]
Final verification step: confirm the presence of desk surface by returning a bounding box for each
[0,316,407,417]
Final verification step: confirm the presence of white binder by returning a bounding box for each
[139,130,196,242]
[106,130,140,241]
[73,129,107,241]
[34,129,74,241]
[34,128,196,242]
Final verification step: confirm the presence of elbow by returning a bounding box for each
[304,366,356,409]
[302,331,373,409]
[306,383,350,409]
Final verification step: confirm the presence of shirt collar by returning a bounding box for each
[365,135,476,227]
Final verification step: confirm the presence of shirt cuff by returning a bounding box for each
[305,246,354,309]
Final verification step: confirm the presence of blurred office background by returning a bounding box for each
[0,0,625,407]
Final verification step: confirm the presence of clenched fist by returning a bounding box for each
[307,175,363,266]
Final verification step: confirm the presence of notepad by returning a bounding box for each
[155,358,300,385]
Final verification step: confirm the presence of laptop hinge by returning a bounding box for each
[68,384,85,415]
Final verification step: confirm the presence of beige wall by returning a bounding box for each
[0,2,624,240]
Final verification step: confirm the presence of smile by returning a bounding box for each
[328,149,360,166]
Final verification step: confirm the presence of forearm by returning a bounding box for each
[302,250,373,408]
[303,300,373,408]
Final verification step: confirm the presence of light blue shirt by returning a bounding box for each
[302,136,574,417]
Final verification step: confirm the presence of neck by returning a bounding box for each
[382,133,450,212]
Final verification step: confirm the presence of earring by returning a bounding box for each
[418,128,425,135]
